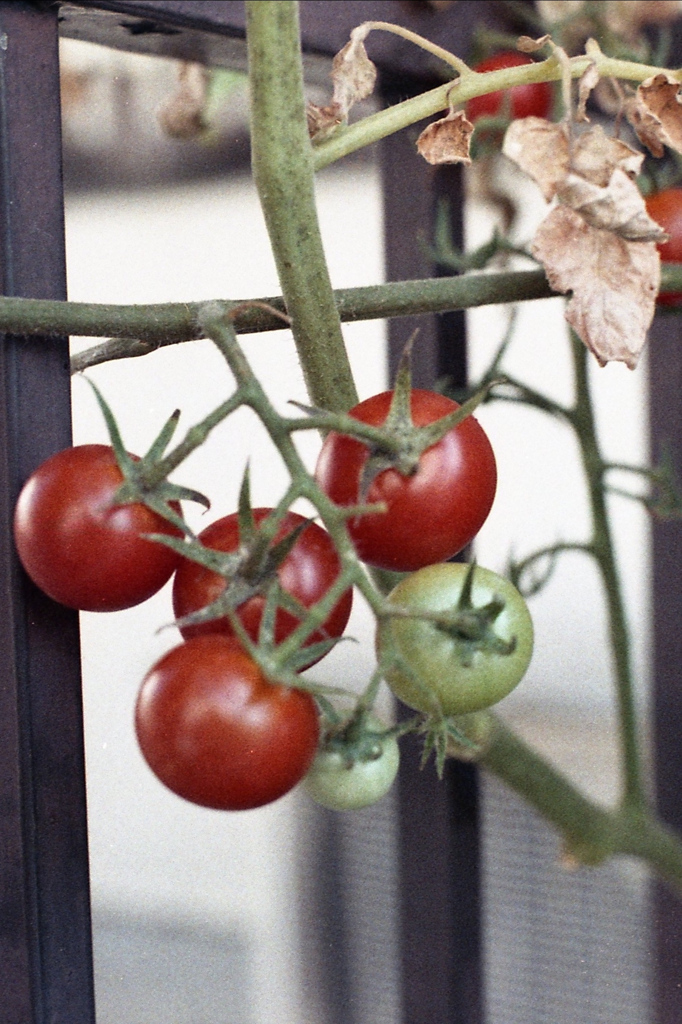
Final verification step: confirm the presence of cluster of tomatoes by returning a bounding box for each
[12,51,560,814]
[12,378,536,814]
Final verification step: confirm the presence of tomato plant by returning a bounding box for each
[645,187,682,305]
[13,444,182,611]
[303,717,400,810]
[466,51,553,123]
[172,508,352,660]
[377,563,533,715]
[135,635,320,810]
[314,390,497,572]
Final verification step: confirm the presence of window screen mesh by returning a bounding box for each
[482,772,652,1024]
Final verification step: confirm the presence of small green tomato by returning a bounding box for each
[303,723,400,811]
[377,562,533,716]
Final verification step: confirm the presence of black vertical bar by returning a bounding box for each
[380,81,482,1024]
[649,312,682,1024]
[0,5,95,1023]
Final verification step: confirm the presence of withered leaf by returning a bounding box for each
[308,25,377,141]
[626,73,682,157]
[157,63,209,139]
[556,168,667,240]
[306,101,344,141]
[331,27,377,113]
[571,125,643,185]
[576,62,600,122]
[502,117,569,200]
[416,109,473,165]
[532,205,659,369]
[605,1,682,39]
[516,34,551,52]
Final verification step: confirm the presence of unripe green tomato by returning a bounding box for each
[377,563,533,716]
[303,727,400,811]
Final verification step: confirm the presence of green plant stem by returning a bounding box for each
[569,333,645,810]
[246,0,357,413]
[5,263,682,372]
[312,48,678,170]
[480,714,682,891]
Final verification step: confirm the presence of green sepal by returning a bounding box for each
[237,464,257,543]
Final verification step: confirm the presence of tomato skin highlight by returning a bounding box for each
[135,636,320,811]
[466,52,553,123]
[172,508,352,662]
[377,563,533,715]
[645,188,682,305]
[314,390,497,572]
[13,444,182,611]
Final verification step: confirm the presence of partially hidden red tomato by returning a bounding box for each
[172,508,352,661]
[314,390,497,572]
[645,188,682,306]
[135,635,320,810]
[466,52,553,123]
[13,444,182,611]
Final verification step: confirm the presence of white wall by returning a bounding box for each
[66,165,387,1024]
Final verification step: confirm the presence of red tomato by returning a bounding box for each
[135,635,320,810]
[645,188,682,305]
[172,509,352,660]
[314,390,497,572]
[13,444,182,611]
[466,52,553,123]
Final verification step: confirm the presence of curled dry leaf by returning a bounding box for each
[576,63,600,122]
[157,63,209,139]
[557,168,667,241]
[626,73,682,158]
[504,119,659,366]
[516,35,551,53]
[502,118,569,200]
[308,24,377,141]
[532,205,659,369]
[605,1,682,40]
[416,109,473,165]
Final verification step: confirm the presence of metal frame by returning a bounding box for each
[1,1,679,1021]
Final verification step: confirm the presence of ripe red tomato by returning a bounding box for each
[314,390,497,572]
[13,444,182,611]
[172,508,352,660]
[466,52,553,123]
[645,188,682,305]
[135,635,320,810]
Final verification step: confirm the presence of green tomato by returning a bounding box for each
[377,563,533,716]
[302,723,400,811]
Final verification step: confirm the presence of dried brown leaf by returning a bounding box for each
[307,101,344,141]
[626,73,682,157]
[557,168,667,240]
[157,63,209,139]
[416,109,473,165]
[571,125,643,185]
[532,205,659,369]
[605,1,682,39]
[516,35,551,53]
[502,118,570,200]
[576,63,600,122]
[308,24,377,141]
[331,27,377,113]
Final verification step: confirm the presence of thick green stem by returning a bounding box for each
[570,335,645,810]
[246,1,357,412]
[480,714,682,891]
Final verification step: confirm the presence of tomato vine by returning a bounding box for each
[8,0,682,892]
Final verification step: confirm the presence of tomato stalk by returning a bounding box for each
[245,0,357,414]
